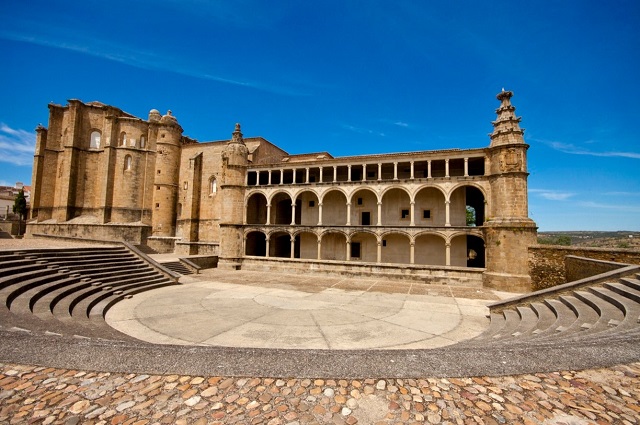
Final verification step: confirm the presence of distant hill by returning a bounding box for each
[538,231,640,249]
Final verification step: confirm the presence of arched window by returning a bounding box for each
[140,136,146,149]
[90,131,101,149]
[124,155,132,171]
[120,132,127,147]
[209,177,217,194]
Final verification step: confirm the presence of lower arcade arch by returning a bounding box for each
[450,234,485,268]
[269,231,291,258]
[414,234,446,266]
[380,233,411,264]
[349,232,377,262]
[320,232,347,261]
[245,231,266,256]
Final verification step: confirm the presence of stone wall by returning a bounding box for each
[528,245,640,290]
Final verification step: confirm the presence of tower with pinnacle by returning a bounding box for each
[483,90,538,291]
[218,123,249,267]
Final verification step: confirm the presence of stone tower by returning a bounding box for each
[483,90,538,292]
[218,123,249,267]
[151,110,182,237]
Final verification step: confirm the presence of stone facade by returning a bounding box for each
[28,91,537,291]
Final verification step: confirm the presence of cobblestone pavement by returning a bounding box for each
[1,362,639,425]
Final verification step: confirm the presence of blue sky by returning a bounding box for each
[1,1,639,231]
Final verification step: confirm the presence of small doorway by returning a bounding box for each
[361,212,371,226]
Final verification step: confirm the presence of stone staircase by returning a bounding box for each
[0,246,179,340]
[159,261,194,276]
[462,272,640,348]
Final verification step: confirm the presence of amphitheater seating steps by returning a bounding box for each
[463,272,640,347]
[0,246,178,341]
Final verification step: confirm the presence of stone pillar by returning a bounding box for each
[377,202,382,226]
[319,167,323,183]
[305,167,310,184]
[362,164,366,181]
[464,158,469,177]
[265,238,270,258]
[268,170,272,185]
[290,203,296,225]
[346,240,351,261]
[266,204,271,225]
[255,171,260,186]
[410,242,415,264]
[427,160,432,178]
[483,90,537,292]
[346,202,351,226]
[333,166,337,182]
[317,203,323,225]
[280,169,284,185]
[410,201,415,226]
[376,241,382,263]
[445,200,451,227]
[317,238,322,260]
[378,163,382,181]
[445,242,451,266]
[445,159,450,178]
[393,162,398,180]
[290,237,295,259]
[410,161,415,180]
[292,169,296,184]
[347,165,352,182]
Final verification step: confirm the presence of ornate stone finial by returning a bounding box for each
[230,122,244,144]
[489,90,524,147]
[167,110,173,116]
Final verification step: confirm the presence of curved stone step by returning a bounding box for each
[619,277,640,292]
[88,279,177,320]
[3,271,76,310]
[499,305,539,339]
[589,286,640,332]
[466,312,506,341]
[73,276,174,319]
[573,290,625,335]
[526,299,577,340]
[33,253,135,266]
[86,269,160,286]
[0,266,52,288]
[541,295,600,339]
[528,301,558,335]
[8,276,82,317]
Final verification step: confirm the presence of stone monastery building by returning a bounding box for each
[28,90,537,292]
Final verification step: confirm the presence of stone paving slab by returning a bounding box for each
[106,270,497,350]
[1,362,639,425]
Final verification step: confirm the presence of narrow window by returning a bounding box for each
[209,177,217,194]
[140,136,146,149]
[401,209,409,219]
[309,200,315,207]
[183,181,188,190]
[124,155,132,171]
[155,203,160,208]
[90,130,101,149]
[120,132,127,146]
[357,197,363,205]
[382,240,387,247]
[351,242,361,258]
[157,170,161,175]
[423,210,431,219]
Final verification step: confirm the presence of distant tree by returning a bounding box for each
[466,206,476,226]
[13,189,27,236]
[537,235,571,246]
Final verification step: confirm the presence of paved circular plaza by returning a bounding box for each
[106,269,508,350]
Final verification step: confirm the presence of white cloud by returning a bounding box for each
[541,139,640,159]
[578,201,640,213]
[0,123,35,166]
[530,189,574,201]
[341,124,385,137]
[394,121,409,128]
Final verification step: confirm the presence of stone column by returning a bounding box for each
[292,169,296,184]
[255,171,260,186]
[346,202,351,226]
[393,162,398,180]
[376,241,382,263]
[410,242,415,264]
[427,160,432,178]
[347,165,352,182]
[280,169,284,185]
[377,202,382,226]
[265,238,270,258]
[268,170,272,185]
[410,201,415,226]
[266,204,271,225]
[317,203,323,225]
[317,238,322,260]
[445,200,451,227]
[362,164,366,181]
[378,163,382,181]
[346,240,351,261]
[290,237,295,259]
[445,242,451,266]
[290,203,296,225]
[445,159,450,178]
[333,166,337,182]
[464,158,469,177]
[410,161,415,180]
[319,167,324,183]
[305,167,310,184]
